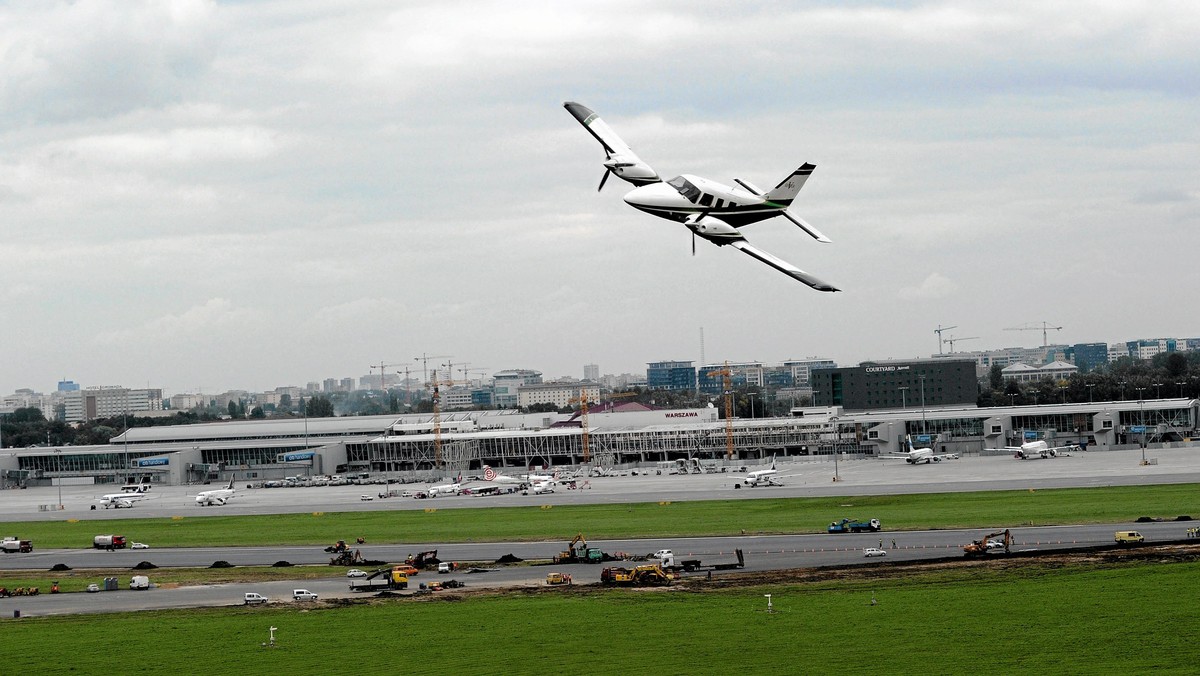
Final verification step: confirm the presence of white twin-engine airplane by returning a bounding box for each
[195,478,236,506]
[882,436,960,464]
[738,457,798,487]
[564,102,839,292]
[988,439,1080,460]
[96,493,149,509]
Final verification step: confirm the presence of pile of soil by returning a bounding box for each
[209,560,235,568]
[495,554,523,564]
[272,560,293,567]
[49,563,72,572]
[132,561,158,570]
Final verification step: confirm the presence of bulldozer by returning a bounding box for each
[600,564,673,587]
[330,549,365,566]
[964,528,1012,557]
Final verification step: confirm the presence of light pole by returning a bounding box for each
[747,392,758,420]
[1153,382,1162,399]
[898,386,909,409]
[1086,383,1095,403]
[1007,393,1016,406]
[1137,396,1146,464]
[1178,381,1187,398]
[55,448,62,510]
[919,375,927,435]
[1059,386,1068,404]
[830,419,840,482]
[1119,381,1127,400]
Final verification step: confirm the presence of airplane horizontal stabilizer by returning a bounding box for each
[781,210,832,243]
[729,241,839,292]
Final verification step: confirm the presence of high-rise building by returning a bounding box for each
[583,364,599,381]
[646,361,697,391]
[63,387,164,422]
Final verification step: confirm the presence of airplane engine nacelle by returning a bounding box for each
[689,216,743,242]
[604,155,658,183]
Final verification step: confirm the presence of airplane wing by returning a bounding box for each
[728,240,840,292]
[563,102,660,189]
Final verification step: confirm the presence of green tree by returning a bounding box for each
[228,400,239,418]
[250,406,265,419]
[305,396,335,418]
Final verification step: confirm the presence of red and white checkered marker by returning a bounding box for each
[483,467,497,481]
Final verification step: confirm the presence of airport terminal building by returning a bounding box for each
[2,398,1198,489]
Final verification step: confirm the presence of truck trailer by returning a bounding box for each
[348,567,409,592]
[93,535,127,550]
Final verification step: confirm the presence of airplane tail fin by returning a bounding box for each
[227,477,235,490]
[906,435,915,452]
[770,455,777,471]
[762,164,815,206]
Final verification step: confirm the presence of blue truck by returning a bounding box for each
[827,518,882,533]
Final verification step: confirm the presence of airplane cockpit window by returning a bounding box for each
[698,193,714,207]
[667,175,701,203]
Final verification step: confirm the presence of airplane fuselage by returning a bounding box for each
[623,176,787,230]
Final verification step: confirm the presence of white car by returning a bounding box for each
[292,589,318,601]
[346,569,368,578]
[131,542,150,550]
[86,583,100,593]
[985,540,1006,550]
[244,592,268,605]
[863,547,887,558]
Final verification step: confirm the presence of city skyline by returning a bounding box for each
[3,3,1198,396]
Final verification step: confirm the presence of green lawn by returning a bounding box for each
[4,483,1196,549]
[5,559,1196,674]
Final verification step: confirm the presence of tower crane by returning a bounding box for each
[426,369,456,468]
[707,362,735,459]
[568,389,593,464]
[933,325,957,354]
[1004,322,1063,347]
[946,336,979,352]
[369,361,405,391]
[414,353,452,387]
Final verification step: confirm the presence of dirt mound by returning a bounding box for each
[272,560,293,567]
[132,561,158,570]
[209,560,234,568]
[495,554,523,564]
[49,563,72,572]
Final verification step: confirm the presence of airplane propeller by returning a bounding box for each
[598,167,611,192]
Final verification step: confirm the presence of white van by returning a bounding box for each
[293,589,318,601]
[129,575,150,590]
[438,562,452,574]
[244,592,268,605]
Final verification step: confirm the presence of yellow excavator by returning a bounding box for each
[964,529,1012,557]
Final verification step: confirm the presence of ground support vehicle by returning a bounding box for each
[677,549,745,572]
[330,549,365,566]
[93,535,127,550]
[424,579,465,591]
[244,592,268,605]
[546,572,573,585]
[324,540,349,553]
[964,529,1012,557]
[292,589,318,601]
[828,518,882,533]
[2,538,33,553]
[129,575,150,590]
[1115,531,1145,545]
[600,564,674,587]
[349,567,409,592]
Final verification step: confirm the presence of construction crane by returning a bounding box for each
[414,353,452,387]
[1004,322,1063,347]
[368,361,404,391]
[934,325,957,354]
[568,389,593,463]
[707,362,735,459]
[426,369,456,468]
[946,336,979,352]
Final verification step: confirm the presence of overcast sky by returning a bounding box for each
[2,1,1198,396]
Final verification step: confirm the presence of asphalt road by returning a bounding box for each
[3,520,1195,618]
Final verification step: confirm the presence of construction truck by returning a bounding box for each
[406,550,440,569]
[546,572,573,585]
[93,535,127,550]
[554,533,604,564]
[827,518,882,533]
[349,566,409,592]
[964,529,1012,557]
[601,564,674,587]
[2,538,33,553]
[324,540,349,554]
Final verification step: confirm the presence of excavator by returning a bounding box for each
[964,529,1012,557]
[406,550,440,569]
[554,533,603,564]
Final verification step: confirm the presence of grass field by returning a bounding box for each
[3,483,1197,549]
[0,565,337,593]
[4,558,1197,674]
